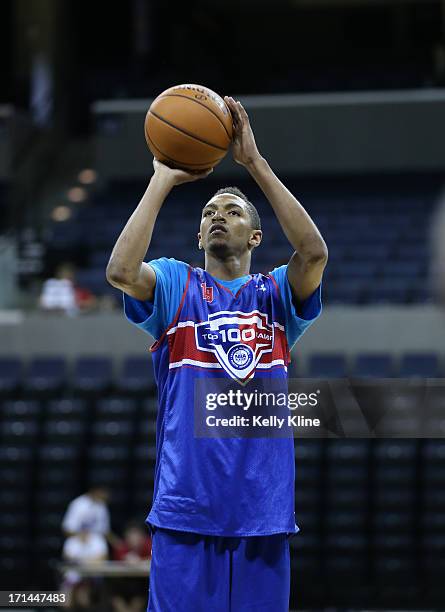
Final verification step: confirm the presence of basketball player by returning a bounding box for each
[106,96,328,611]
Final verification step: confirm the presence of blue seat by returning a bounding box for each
[374,440,417,463]
[1,421,38,443]
[0,466,32,488]
[43,420,86,443]
[46,398,87,419]
[325,281,364,304]
[25,357,67,394]
[118,356,155,394]
[0,513,28,533]
[308,354,347,378]
[399,353,441,378]
[91,420,133,442]
[73,357,112,393]
[353,353,394,378]
[0,358,22,395]
[2,399,40,418]
[38,445,80,463]
[0,446,33,464]
[96,396,137,419]
[326,440,369,462]
[88,445,130,464]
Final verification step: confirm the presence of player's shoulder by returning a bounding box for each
[147,257,190,274]
[147,257,190,282]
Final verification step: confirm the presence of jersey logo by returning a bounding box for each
[195,310,274,383]
[201,282,214,303]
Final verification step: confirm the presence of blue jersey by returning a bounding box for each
[123,259,322,536]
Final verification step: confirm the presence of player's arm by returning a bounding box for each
[106,160,212,301]
[225,96,328,302]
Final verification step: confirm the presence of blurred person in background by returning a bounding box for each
[112,521,152,563]
[62,485,122,548]
[39,262,78,315]
[39,262,97,315]
[61,523,108,609]
[110,521,152,612]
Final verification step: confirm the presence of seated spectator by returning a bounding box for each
[39,263,78,316]
[110,521,152,612]
[62,485,121,548]
[39,262,97,315]
[61,525,108,609]
[113,521,152,563]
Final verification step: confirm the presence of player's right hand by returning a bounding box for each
[153,158,213,186]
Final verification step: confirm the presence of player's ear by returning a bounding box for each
[197,232,203,250]
[249,230,262,249]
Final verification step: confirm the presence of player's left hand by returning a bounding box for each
[224,96,262,167]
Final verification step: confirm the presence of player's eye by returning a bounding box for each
[229,210,240,216]
[203,210,214,216]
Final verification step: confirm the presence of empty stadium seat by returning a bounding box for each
[25,357,67,395]
[308,354,348,378]
[46,398,88,419]
[2,399,40,418]
[0,358,23,395]
[118,355,155,394]
[73,356,112,393]
[400,353,441,378]
[353,353,394,378]
[95,396,138,419]
[39,444,81,464]
[43,420,86,443]
[91,420,134,442]
[88,445,130,464]
[1,420,38,443]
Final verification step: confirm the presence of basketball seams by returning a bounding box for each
[159,93,232,141]
[145,127,223,169]
[149,110,227,152]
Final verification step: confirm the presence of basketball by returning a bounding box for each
[144,84,233,171]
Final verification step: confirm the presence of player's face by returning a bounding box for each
[199,194,259,256]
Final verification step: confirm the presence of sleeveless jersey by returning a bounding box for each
[146,265,298,536]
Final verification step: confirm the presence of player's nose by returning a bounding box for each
[212,210,226,222]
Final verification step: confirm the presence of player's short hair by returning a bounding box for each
[212,186,261,231]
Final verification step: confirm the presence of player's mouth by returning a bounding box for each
[209,224,227,235]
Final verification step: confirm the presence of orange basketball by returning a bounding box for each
[144,84,233,171]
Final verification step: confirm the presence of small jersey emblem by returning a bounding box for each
[201,282,214,303]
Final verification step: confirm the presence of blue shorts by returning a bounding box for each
[147,528,290,612]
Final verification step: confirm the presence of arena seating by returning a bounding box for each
[43,174,440,306]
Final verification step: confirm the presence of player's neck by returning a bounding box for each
[204,253,250,281]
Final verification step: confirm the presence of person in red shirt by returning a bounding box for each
[111,522,152,612]
[113,521,152,562]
